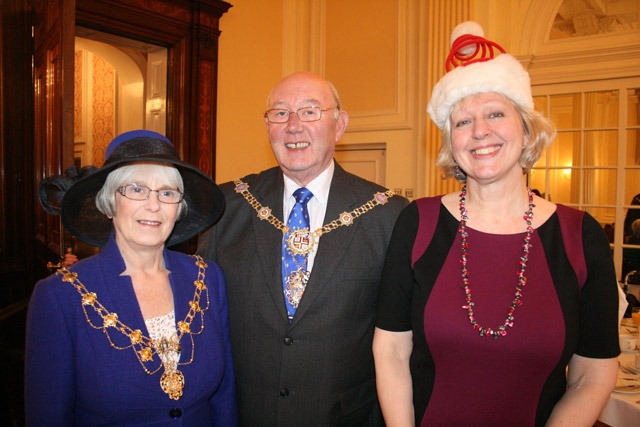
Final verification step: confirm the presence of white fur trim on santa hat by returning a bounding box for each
[427,26,533,130]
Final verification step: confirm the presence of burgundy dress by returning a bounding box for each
[376,198,620,427]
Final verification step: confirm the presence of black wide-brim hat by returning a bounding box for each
[40,130,225,248]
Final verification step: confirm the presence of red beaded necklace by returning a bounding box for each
[458,185,535,339]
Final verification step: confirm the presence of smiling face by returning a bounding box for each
[450,92,529,185]
[111,164,181,252]
[265,72,348,186]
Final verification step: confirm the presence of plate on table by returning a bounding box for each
[613,384,640,394]
[619,363,640,374]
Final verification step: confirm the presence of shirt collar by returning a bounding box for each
[283,161,334,206]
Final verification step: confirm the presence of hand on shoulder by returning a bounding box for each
[63,247,79,267]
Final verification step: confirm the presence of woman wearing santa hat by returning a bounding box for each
[373,22,619,426]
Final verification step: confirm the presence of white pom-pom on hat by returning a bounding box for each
[427,21,533,130]
[451,21,484,55]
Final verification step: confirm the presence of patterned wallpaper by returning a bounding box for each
[74,51,83,141]
[91,54,115,166]
[73,49,115,167]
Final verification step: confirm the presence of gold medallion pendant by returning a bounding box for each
[160,369,185,400]
[286,228,315,256]
[285,268,309,308]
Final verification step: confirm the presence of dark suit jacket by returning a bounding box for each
[198,163,407,427]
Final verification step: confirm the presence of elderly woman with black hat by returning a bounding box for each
[25,130,238,426]
[373,22,619,426]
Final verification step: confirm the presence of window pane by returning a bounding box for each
[625,169,640,203]
[623,243,640,281]
[628,129,640,166]
[629,88,640,127]
[586,207,615,242]
[585,130,617,167]
[625,206,640,238]
[550,131,579,167]
[550,93,581,130]
[547,168,575,204]
[584,169,616,205]
[585,91,618,129]
[528,169,546,196]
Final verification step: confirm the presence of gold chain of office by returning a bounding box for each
[56,255,209,400]
[233,178,396,256]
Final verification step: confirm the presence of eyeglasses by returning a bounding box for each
[117,183,184,204]
[264,106,337,123]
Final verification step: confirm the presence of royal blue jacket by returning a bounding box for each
[25,234,238,426]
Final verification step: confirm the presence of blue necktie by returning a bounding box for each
[282,187,313,320]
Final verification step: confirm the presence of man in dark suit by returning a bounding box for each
[197,71,408,426]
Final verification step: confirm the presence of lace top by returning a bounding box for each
[145,311,180,371]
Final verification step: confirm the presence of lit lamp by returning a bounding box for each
[150,97,163,115]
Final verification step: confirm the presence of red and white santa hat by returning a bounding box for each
[427,21,533,130]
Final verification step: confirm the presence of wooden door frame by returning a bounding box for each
[74,0,232,177]
[32,0,231,273]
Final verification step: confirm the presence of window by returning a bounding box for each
[530,78,640,281]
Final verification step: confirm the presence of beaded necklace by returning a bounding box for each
[458,186,535,340]
[57,255,209,400]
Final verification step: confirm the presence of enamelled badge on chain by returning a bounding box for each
[286,228,315,256]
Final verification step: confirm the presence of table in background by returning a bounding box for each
[598,320,640,427]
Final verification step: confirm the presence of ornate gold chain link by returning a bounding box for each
[232,178,395,239]
[57,255,209,400]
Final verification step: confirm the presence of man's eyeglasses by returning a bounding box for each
[117,183,184,204]
[264,106,337,124]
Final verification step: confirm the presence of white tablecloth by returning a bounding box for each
[598,342,640,426]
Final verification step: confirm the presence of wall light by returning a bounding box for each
[150,97,163,115]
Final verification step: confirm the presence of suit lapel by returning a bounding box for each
[89,245,160,393]
[249,171,291,322]
[94,240,148,335]
[166,252,196,364]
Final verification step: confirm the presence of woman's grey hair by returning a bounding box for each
[95,163,187,219]
[436,96,556,183]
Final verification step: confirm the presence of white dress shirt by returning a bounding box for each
[282,161,334,273]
